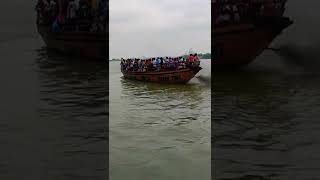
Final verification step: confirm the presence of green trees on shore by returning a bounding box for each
[181,53,211,60]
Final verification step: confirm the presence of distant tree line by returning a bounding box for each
[199,53,211,59]
[110,58,120,61]
[181,53,211,59]
[195,53,211,59]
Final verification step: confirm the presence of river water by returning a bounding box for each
[213,0,320,179]
[2,0,320,179]
[109,59,211,180]
[0,1,108,177]
[0,37,108,179]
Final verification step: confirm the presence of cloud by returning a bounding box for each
[110,0,211,58]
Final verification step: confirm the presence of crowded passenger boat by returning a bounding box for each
[212,0,292,67]
[213,0,287,26]
[120,54,202,84]
[35,0,108,59]
[36,0,107,32]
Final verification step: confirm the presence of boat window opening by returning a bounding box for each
[213,43,224,60]
[172,75,181,80]
[159,76,169,81]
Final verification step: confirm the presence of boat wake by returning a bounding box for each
[274,44,320,71]
[196,75,211,85]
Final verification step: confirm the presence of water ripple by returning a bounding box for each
[213,51,320,179]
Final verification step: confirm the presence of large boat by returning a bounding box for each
[213,0,292,67]
[121,66,202,84]
[37,24,107,60]
[213,17,293,67]
[35,0,107,60]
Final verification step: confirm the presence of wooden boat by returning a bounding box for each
[37,24,107,60]
[213,17,293,67]
[121,66,202,84]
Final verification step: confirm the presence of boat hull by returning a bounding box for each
[37,25,107,60]
[213,17,293,67]
[122,67,202,84]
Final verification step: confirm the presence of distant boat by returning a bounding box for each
[121,67,202,84]
[213,17,293,67]
[37,24,107,60]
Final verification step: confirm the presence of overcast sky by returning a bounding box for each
[109,0,211,59]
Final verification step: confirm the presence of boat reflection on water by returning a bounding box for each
[35,47,108,179]
[120,77,205,100]
[36,46,109,116]
[214,68,290,95]
[117,60,211,126]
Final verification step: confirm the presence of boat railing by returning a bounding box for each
[213,0,288,27]
[122,63,201,74]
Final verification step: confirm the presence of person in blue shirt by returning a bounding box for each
[52,18,61,32]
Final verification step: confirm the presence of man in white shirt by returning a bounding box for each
[67,0,77,19]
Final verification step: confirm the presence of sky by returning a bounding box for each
[109,0,211,59]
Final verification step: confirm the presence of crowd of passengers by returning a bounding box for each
[36,0,107,32]
[213,0,286,26]
[120,54,200,72]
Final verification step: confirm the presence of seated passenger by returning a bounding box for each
[168,58,175,70]
[48,0,58,23]
[193,53,200,67]
[194,53,199,62]
[150,58,155,70]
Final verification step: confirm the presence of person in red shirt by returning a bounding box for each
[194,53,200,67]
[194,53,199,62]
[188,54,194,63]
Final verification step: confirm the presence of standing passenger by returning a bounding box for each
[67,0,77,19]
[67,0,77,30]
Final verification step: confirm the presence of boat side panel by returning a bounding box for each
[213,17,293,67]
[213,28,277,66]
[37,25,107,60]
[123,69,200,84]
